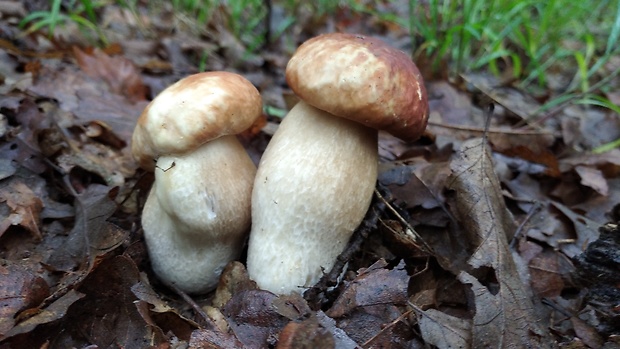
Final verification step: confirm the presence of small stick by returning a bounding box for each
[167,282,214,329]
[373,189,434,254]
[303,183,388,308]
[363,309,413,347]
[427,121,555,135]
[510,201,542,248]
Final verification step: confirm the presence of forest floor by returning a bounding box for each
[1,1,619,348]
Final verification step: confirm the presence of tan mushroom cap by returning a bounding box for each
[132,71,262,170]
[286,33,428,142]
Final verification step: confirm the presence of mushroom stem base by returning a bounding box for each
[247,101,378,295]
[142,135,256,294]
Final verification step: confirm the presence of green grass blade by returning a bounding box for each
[593,138,620,153]
[574,95,620,114]
[606,0,620,55]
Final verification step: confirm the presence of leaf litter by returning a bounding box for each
[1,1,619,348]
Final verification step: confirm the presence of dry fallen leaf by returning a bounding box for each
[326,259,413,347]
[0,98,48,174]
[222,290,291,348]
[551,202,600,258]
[416,308,471,349]
[327,259,408,318]
[131,279,198,342]
[53,255,158,348]
[73,46,147,103]
[518,240,572,299]
[276,316,335,349]
[0,181,43,239]
[447,137,551,348]
[47,184,126,272]
[2,289,85,341]
[189,328,244,349]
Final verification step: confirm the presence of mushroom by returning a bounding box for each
[246,33,428,294]
[132,71,262,294]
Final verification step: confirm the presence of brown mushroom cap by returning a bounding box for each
[132,71,262,170]
[285,33,428,142]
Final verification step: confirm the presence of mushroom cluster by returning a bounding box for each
[132,72,262,294]
[246,33,429,294]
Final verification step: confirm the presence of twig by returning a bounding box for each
[374,188,434,254]
[303,183,388,308]
[510,201,543,248]
[362,309,413,348]
[427,121,555,136]
[167,282,214,329]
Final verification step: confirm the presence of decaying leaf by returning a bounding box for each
[2,289,85,340]
[0,260,49,339]
[551,202,600,258]
[328,259,408,318]
[189,328,244,349]
[276,316,335,349]
[0,50,32,94]
[212,261,258,309]
[51,255,160,348]
[326,259,413,347]
[222,290,291,348]
[447,137,550,348]
[519,241,570,299]
[131,278,198,341]
[41,185,128,312]
[28,62,147,148]
[416,308,471,349]
[0,98,48,174]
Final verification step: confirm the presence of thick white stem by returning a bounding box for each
[247,101,378,294]
[142,135,255,294]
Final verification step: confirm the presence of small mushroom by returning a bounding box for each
[132,72,262,294]
[247,33,428,294]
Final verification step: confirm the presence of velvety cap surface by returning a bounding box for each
[132,72,262,170]
[286,33,428,141]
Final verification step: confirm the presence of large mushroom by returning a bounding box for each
[132,71,262,294]
[246,33,428,295]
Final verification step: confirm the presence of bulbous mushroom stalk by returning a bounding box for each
[132,72,262,294]
[247,33,429,295]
